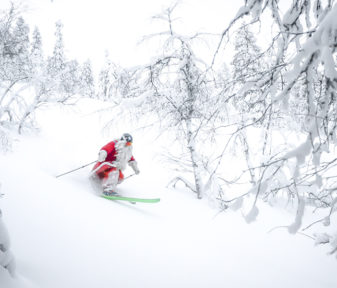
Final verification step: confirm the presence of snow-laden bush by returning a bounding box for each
[0,208,16,277]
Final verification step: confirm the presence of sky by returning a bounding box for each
[2,0,243,72]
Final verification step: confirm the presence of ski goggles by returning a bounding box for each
[121,133,133,145]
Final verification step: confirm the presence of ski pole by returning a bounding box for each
[124,173,136,180]
[56,160,96,178]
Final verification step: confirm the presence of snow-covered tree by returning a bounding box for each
[125,3,223,199]
[47,20,81,97]
[47,21,65,78]
[0,7,81,137]
[231,23,268,116]
[61,59,81,95]
[214,0,337,256]
[11,16,30,77]
[110,63,140,100]
[0,12,31,83]
[227,23,272,184]
[0,5,32,138]
[79,59,95,98]
[97,52,130,102]
[97,52,113,100]
[30,26,44,71]
[44,20,85,100]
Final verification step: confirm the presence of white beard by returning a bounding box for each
[115,140,133,170]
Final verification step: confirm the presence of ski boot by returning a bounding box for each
[103,190,119,196]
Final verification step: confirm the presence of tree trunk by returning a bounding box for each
[186,119,203,199]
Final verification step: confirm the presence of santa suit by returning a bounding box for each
[92,139,138,192]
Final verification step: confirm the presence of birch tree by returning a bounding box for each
[131,3,223,199]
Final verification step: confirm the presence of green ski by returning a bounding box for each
[101,194,160,204]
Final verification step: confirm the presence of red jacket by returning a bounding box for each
[92,140,135,178]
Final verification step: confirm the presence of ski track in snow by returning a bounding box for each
[1,99,337,288]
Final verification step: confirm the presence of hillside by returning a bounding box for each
[1,99,336,288]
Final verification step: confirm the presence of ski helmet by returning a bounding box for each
[121,133,133,143]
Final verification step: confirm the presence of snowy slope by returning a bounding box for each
[1,99,336,288]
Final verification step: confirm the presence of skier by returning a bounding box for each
[90,133,140,196]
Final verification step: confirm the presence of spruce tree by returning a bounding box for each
[231,24,266,115]
[48,21,65,78]
[10,16,30,80]
[30,26,44,70]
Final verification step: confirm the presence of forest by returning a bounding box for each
[1,0,337,282]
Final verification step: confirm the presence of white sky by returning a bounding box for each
[2,0,243,72]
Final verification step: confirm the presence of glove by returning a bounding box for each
[98,150,107,162]
[129,160,140,174]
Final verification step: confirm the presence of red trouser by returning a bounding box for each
[92,162,124,182]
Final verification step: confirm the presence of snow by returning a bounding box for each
[1,99,337,288]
